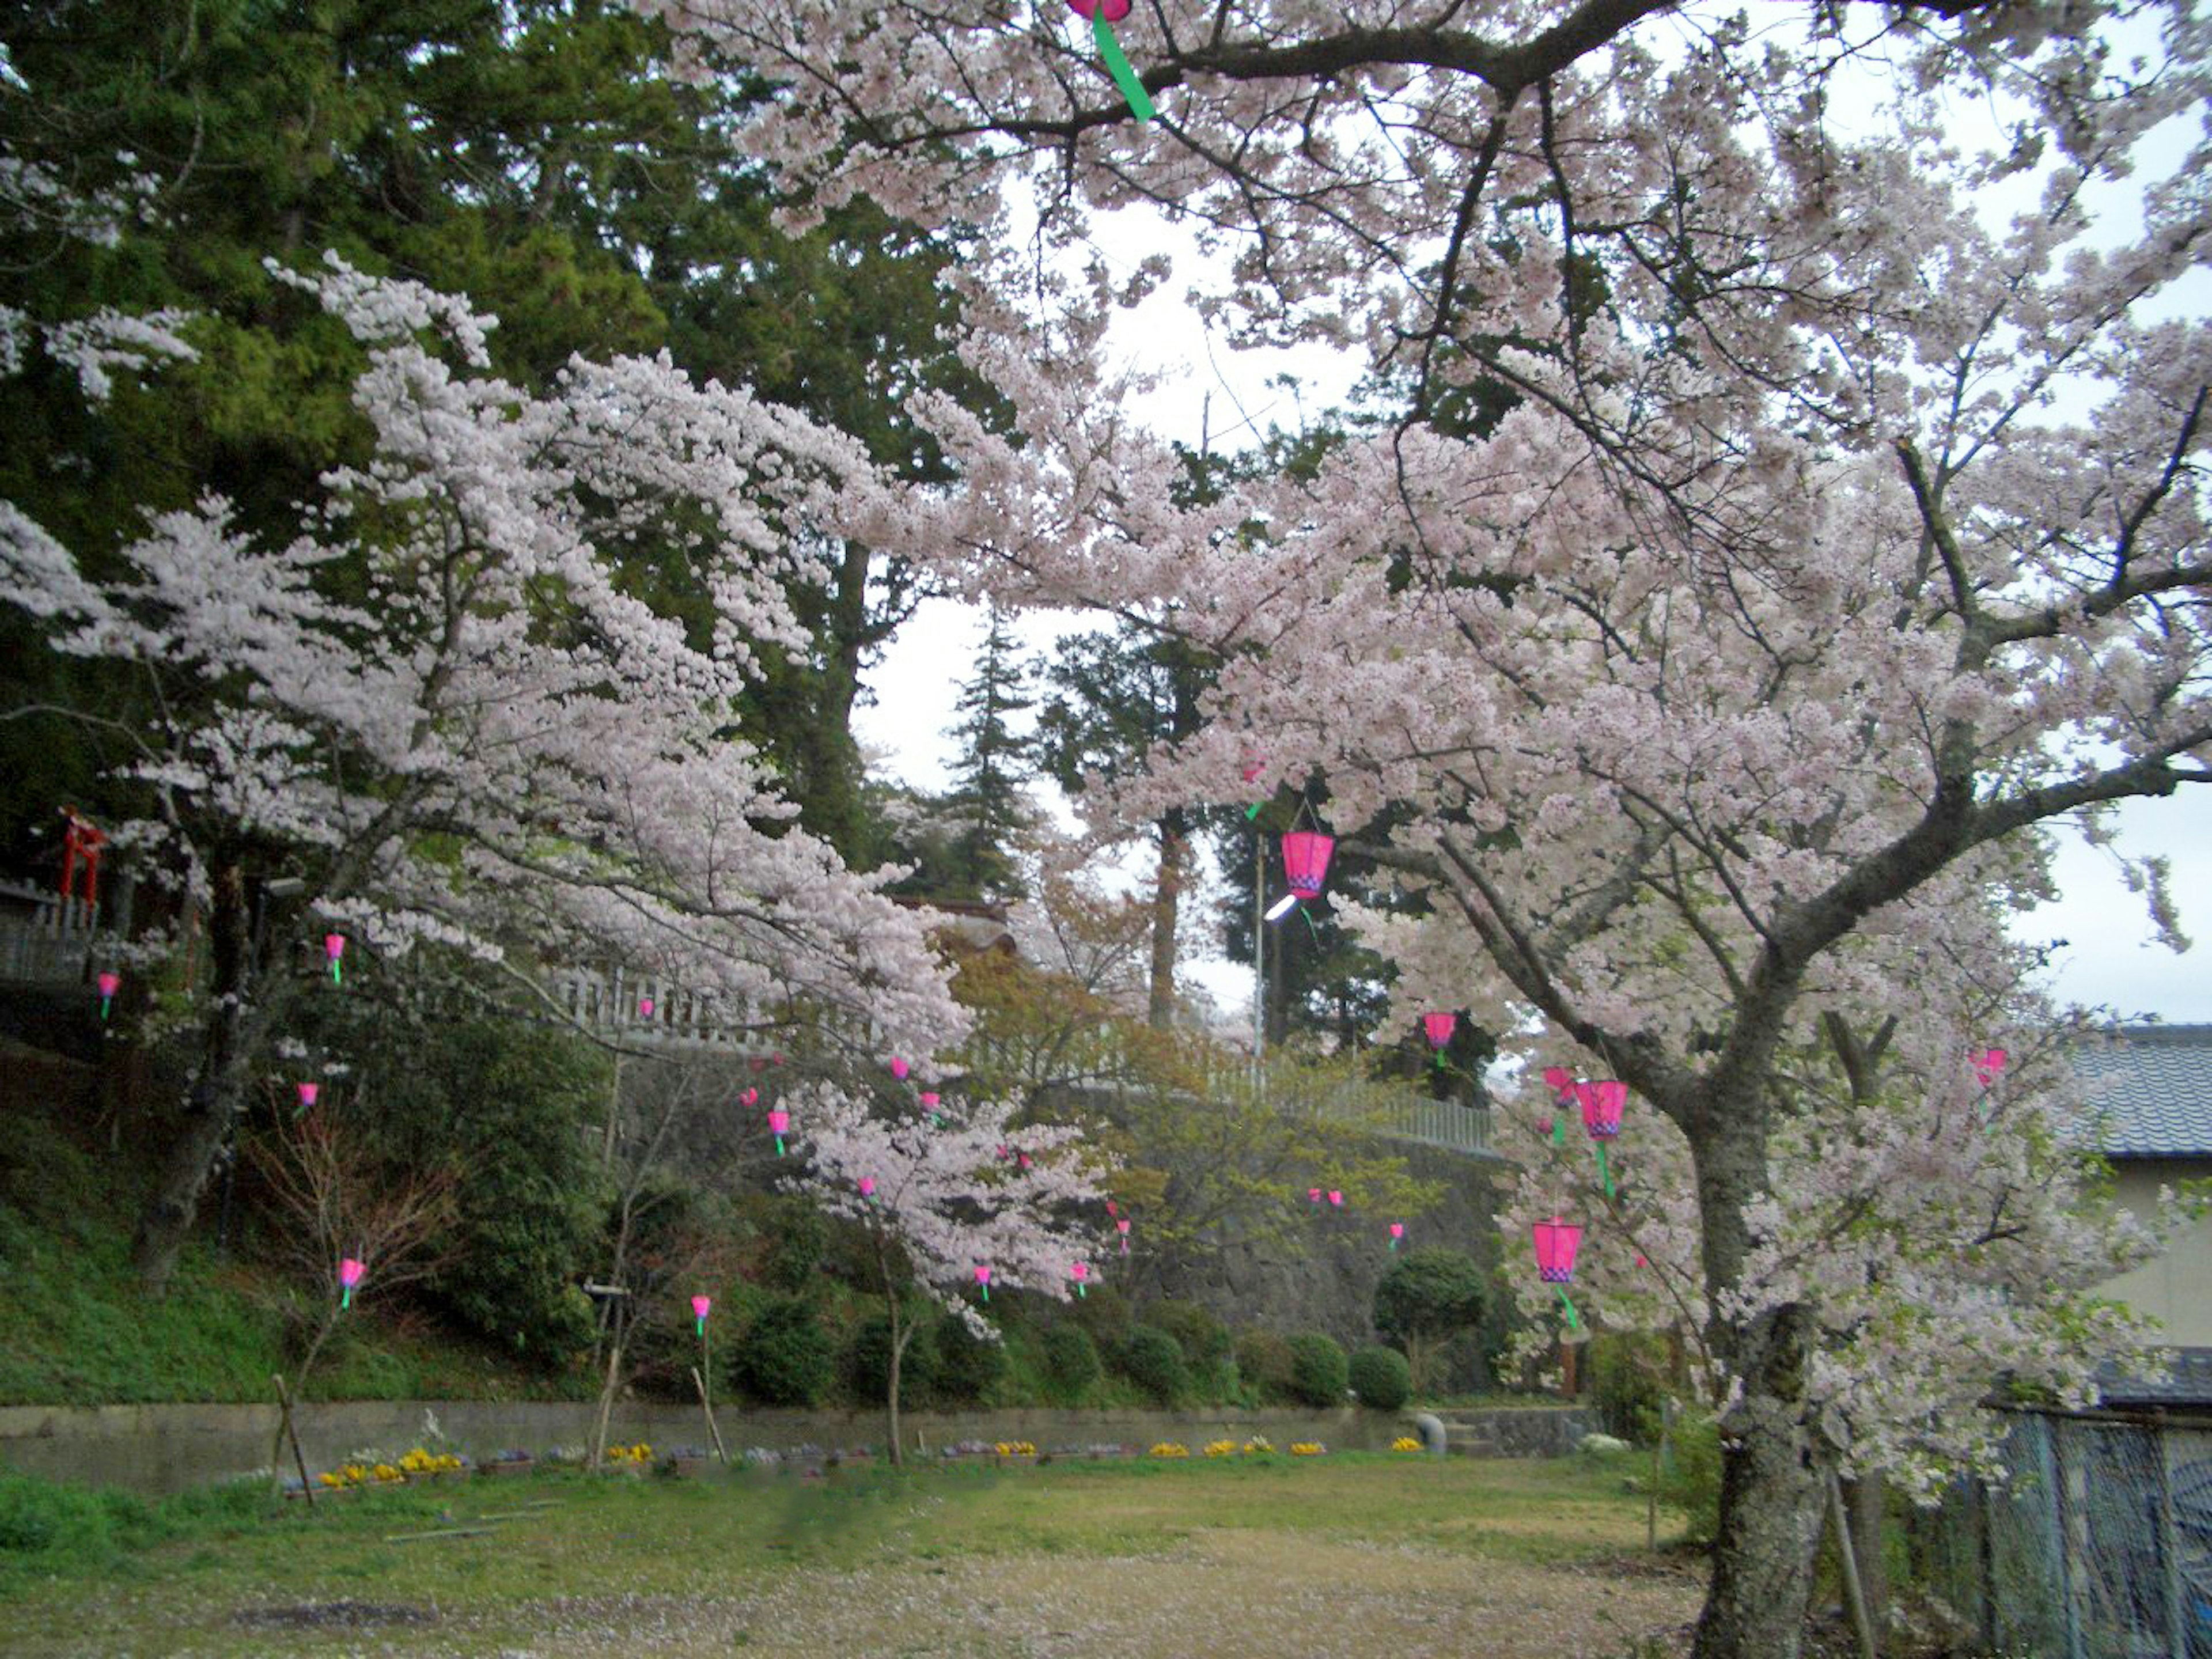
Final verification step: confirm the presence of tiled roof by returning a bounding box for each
[2067,1025,2212,1158]
[2098,1346,2212,1408]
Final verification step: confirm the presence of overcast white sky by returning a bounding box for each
[857,179,2212,1029]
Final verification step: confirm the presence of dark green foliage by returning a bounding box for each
[390,1020,609,1365]
[1148,1301,1231,1376]
[1657,1411,1723,1544]
[931,1308,1006,1404]
[1039,1323,1103,1402]
[1114,1324,1190,1405]
[1347,1345,1412,1411]
[1588,1332,1673,1444]
[731,1294,836,1407]
[1285,1332,1350,1408]
[914,605,1036,902]
[842,1312,937,1409]
[1232,1330,1295,1402]
[762,1199,828,1294]
[1373,1247,1490,1392]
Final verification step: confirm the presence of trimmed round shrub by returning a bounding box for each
[731,1294,836,1407]
[933,1308,1006,1403]
[842,1310,938,1408]
[1115,1324,1190,1404]
[1232,1330,1294,1402]
[1041,1322,1102,1400]
[1373,1246,1490,1394]
[1150,1301,1230,1374]
[1347,1345,1412,1411]
[1285,1332,1350,1408]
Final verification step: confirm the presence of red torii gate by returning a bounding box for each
[59,807,106,921]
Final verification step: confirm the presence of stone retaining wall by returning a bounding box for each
[0,1399,1588,1494]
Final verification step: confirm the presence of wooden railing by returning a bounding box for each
[0,886,103,986]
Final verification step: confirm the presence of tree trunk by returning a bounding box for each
[884,1300,912,1468]
[1692,1302,1827,1659]
[1147,810,1186,1029]
[132,859,262,1295]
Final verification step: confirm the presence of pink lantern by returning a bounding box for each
[637,995,654,1019]
[324,933,346,985]
[691,1294,712,1335]
[1541,1065,1574,1096]
[1105,1200,1118,1217]
[1018,1152,1032,1169]
[1308,1187,1323,1203]
[96,970,120,1021]
[1578,1081,1626,1139]
[920,1090,941,1124]
[1117,1217,1131,1255]
[1421,1011,1456,1068]
[1241,757,1266,785]
[974,1263,992,1303]
[1388,1222,1404,1251]
[858,1175,876,1199]
[338,1256,365,1309]
[889,1056,910,1081]
[1327,1190,1343,1207]
[294,1081,319,1116]
[767,1107,790,1156]
[1578,1080,1626,1197]
[1070,1261,1089,1298]
[1280,830,1335,900]
[1971,1047,2009,1086]
[741,1086,759,1107]
[1532,1218,1582,1283]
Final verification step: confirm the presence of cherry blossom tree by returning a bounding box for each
[639,2,2207,1653]
[786,1077,1111,1462]
[0,252,969,1293]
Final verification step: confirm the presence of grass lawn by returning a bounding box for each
[0,1453,1706,1658]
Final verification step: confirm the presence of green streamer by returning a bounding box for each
[1555,1287,1579,1332]
[1094,13,1154,123]
[1596,1142,1613,1198]
[1551,1116,1567,1147]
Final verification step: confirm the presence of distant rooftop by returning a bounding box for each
[2099,1346,2212,1409]
[2068,1025,2212,1159]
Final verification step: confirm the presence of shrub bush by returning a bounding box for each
[841,1310,938,1408]
[1232,1330,1294,1402]
[1657,1410,1722,1544]
[1115,1324,1190,1404]
[1588,1331,1672,1443]
[762,1198,827,1294]
[731,1294,836,1407]
[1347,1344,1412,1411]
[1040,1322,1102,1401]
[1372,1247,1489,1395]
[933,1308,1006,1403]
[1150,1301,1230,1375]
[378,1018,610,1366]
[1285,1332,1350,1408]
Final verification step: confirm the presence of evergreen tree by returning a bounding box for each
[937,606,1036,902]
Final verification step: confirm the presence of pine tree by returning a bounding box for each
[938,606,1037,902]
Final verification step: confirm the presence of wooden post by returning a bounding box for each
[271,1374,315,1508]
[1828,1468,1879,1659]
[691,1366,728,1465]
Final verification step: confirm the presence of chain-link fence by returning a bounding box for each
[1913,1408,2212,1657]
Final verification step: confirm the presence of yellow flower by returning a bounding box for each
[372,1463,403,1482]
[1149,1442,1189,1458]
[1391,1436,1423,1453]
[1204,1440,1237,1458]
[1290,1442,1327,1456]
